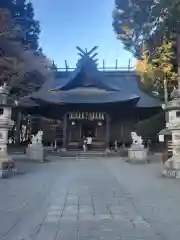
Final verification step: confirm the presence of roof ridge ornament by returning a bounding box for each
[76,46,99,67]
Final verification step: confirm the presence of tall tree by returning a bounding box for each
[113,0,180,97]
[0,0,40,50]
[0,6,54,94]
[0,7,54,144]
[112,0,154,58]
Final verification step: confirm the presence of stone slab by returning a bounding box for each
[2,156,180,239]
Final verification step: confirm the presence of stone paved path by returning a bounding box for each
[0,157,179,239]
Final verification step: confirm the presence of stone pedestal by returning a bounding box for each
[128,147,148,163]
[127,132,148,163]
[162,157,180,178]
[26,144,44,162]
[0,152,17,178]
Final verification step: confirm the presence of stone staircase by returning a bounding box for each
[48,149,126,158]
[67,141,106,152]
[57,150,107,158]
[67,142,80,151]
[76,151,107,158]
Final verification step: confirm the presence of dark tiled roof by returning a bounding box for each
[20,47,162,108]
[30,70,161,107]
[102,73,162,107]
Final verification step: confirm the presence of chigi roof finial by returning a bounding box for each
[76,46,99,67]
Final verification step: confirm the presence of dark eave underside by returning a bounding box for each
[31,87,140,104]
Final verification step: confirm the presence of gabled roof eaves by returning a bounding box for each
[30,70,162,108]
[103,75,162,107]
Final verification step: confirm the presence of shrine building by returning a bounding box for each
[20,47,161,151]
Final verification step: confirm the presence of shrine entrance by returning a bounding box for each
[81,122,96,138]
[63,111,110,151]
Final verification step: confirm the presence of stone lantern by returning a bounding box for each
[161,88,180,178]
[0,83,16,178]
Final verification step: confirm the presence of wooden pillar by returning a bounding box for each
[15,111,21,145]
[62,113,67,151]
[120,121,124,143]
[106,113,110,152]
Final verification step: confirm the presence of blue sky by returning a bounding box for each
[32,0,136,69]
